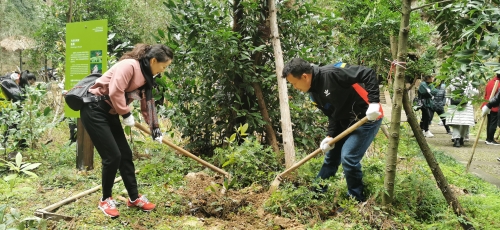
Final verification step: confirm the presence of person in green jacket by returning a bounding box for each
[418,75,438,137]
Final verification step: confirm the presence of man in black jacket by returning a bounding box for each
[283,58,383,202]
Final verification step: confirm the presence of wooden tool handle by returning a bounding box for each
[134,123,229,177]
[278,117,369,178]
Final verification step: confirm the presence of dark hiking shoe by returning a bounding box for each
[485,140,500,145]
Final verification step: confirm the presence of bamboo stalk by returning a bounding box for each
[40,170,138,212]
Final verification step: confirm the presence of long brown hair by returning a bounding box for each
[119,43,174,62]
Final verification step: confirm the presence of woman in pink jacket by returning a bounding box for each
[82,44,173,218]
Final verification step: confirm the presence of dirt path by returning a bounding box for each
[424,122,500,188]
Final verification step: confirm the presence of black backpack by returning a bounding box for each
[64,73,107,111]
[0,76,24,102]
[413,94,424,111]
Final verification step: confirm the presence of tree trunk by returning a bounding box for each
[252,82,280,153]
[66,0,73,23]
[390,35,398,60]
[383,0,411,205]
[269,0,295,168]
[224,0,249,144]
[382,2,475,229]
[402,91,475,230]
[248,1,280,154]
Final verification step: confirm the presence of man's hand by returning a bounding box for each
[426,88,432,94]
[482,105,491,117]
[320,137,335,153]
[366,103,381,121]
[122,115,135,127]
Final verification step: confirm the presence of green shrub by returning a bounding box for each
[211,124,281,189]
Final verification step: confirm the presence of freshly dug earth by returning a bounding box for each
[178,172,305,229]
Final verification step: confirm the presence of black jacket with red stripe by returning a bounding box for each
[308,64,381,137]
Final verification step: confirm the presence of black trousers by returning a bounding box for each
[486,111,498,141]
[420,107,432,132]
[430,107,451,133]
[80,101,138,200]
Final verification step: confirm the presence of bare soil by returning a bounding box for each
[177,172,306,229]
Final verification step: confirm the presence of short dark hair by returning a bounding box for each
[282,58,312,79]
[422,75,433,81]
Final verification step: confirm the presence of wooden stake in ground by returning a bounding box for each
[269,117,368,193]
[467,80,499,171]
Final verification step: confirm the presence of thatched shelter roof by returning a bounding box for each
[0,36,36,52]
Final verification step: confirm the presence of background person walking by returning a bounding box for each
[481,74,500,145]
[418,75,438,137]
[430,80,451,135]
[447,76,478,148]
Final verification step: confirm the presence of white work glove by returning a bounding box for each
[122,115,135,127]
[320,137,335,153]
[154,135,163,143]
[366,103,381,121]
[482,105,491,117]
[426,88,431,94]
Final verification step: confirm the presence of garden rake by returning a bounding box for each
[269,117,369,193]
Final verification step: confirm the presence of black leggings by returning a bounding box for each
[80,101,138,200]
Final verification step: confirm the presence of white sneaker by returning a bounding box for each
[425,130,434,138]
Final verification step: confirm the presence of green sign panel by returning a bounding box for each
[65,19,108,117]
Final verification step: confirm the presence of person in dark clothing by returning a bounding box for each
[418,75,438,138]
[430,81,451,134]
[0,72,32,149]
[481,74,500,145]
[482,87,500,158]
[81,44,173,218]
[19,71,36,89]
[283,58,382,202]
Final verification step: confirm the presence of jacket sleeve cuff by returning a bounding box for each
[122,112,131,118]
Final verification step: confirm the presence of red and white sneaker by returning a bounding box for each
[98,197,120,218]
[127,194,155,211]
